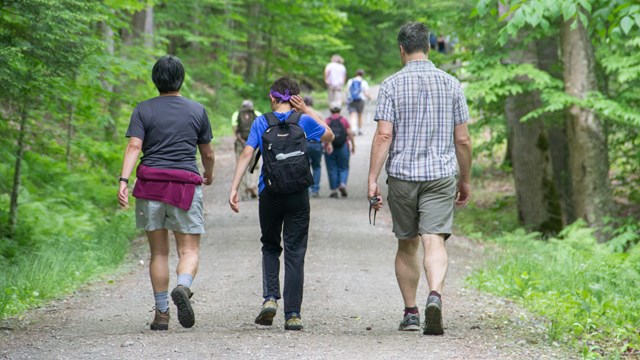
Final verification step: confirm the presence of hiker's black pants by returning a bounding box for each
[258,189,310,315]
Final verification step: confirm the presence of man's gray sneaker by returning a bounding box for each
[398,313,420,331]
[423,295,444,335]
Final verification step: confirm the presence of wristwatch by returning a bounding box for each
[118,177,129,184]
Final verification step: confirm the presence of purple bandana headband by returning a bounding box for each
[269,89,291,101]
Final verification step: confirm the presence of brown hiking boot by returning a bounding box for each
[150,308,170,331]
[171,285,195,328]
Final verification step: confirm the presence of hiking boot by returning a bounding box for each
[398,313,420,331]
[255,298,278,326]
[423,295,444,335]
[338,185,348,197]
[329,192,339,198]
[171,285,195,328]
[150,308,170,331]
[284,314,304,331]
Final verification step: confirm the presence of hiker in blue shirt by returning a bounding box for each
[229,77,334,331]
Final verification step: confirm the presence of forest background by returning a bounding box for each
[1,0,639,358]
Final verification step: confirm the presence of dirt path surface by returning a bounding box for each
[1,88,574,359]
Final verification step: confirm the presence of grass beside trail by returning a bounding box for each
[458,173,640,359]
[0,211,136,318]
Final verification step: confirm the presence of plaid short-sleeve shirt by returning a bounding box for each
[374,60,469,181]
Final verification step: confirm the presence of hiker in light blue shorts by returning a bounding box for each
[118,55,215,331]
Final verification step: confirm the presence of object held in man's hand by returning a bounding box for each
[369,196,379,226]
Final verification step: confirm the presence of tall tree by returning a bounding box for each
[0,0,101,235]
[499,2,562,233]
[537,35,575,225]
[560,8,612,230]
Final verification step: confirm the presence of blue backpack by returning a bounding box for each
[349,80,362,101]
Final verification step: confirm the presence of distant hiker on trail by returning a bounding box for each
[304,96,325,198]
[229,77,334,331]
[325,103,355,198]
[346,69,371,136]
[368,22,472,335]
[324,54,347,107]
[232,99,262,200]
[118,55,215,331]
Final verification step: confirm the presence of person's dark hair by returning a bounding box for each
[356,69,364,76]
[303,96,314,107]
[152,55,185,93]
[397,22,430,55]
[269,77,300,103]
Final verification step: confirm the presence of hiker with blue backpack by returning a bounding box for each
[229,77,334,331]
[324,103,355,198]
[346,69,371,136]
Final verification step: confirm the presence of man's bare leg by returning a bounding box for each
[421,234,448,292]
[357,112,364,134]
[349,111,359,134]
[174,232,200,278]
[147,229,170,292]
[171,232,200,328]
[395,236,421,307]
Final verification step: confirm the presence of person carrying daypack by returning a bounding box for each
[324,104,355,198]
[346,69,371,136]
[303,96,325,198]
[229,77,334,331]
[232,100,262,200]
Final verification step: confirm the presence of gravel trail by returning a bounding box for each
[0,87,574,359]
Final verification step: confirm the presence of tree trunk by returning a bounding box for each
[101,21,118,141]
[500,3,562,234]
[561,13,612,233]
[9,103,28,236]
[537,35,575,225]
[132,6,154,48]
[244,2,261,83]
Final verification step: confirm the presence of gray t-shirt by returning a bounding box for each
[126,96,213,174]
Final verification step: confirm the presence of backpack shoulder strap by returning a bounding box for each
[285,111,302,125]
[264,112,280,127]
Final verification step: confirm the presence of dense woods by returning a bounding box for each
[1,0,639,356]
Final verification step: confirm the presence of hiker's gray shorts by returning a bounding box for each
[135,186,205,234]
[387,176,457,240]
[347,99,364,113]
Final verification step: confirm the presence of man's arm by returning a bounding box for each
[229,145,255,213]
[118,137,142,208]
[454,122,472,206]
[198,142,215,185]
[367,120,393,210]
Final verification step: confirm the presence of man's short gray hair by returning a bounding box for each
[397,22,430,55]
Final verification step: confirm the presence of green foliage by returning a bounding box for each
[468,221,640,357]
[0,212,135,317]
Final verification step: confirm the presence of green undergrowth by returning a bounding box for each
[467,221,640,358]
[0,141,137,319]
[0,211,135,318]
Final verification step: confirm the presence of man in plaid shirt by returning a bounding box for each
[368,22,473,335]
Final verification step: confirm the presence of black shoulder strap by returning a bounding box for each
[264,112,280,127]
[250,112,275,174]
[285,111,302,125]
